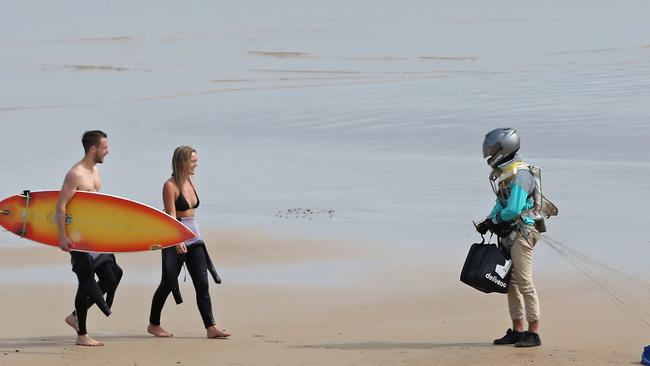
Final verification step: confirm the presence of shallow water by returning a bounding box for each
[1,1,649,281]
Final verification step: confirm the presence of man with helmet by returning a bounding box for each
[475,128,542,348]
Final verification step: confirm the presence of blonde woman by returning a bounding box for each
[147,146,230,339]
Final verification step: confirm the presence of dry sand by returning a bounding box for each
[0,229,647,366]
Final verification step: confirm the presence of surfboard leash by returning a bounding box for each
[19,190,31,237]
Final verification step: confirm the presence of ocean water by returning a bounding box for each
[1,1,649,282]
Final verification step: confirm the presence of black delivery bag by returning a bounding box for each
[460,240,512,294]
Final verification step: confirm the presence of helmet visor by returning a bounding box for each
[483,141,501,159]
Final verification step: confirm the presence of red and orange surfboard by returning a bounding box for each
[0,190,195,252]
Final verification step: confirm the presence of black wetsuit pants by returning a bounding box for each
[70,252,123,336]
[149,244,215,328]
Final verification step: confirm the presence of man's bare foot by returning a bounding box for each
[147,324,173,337]
[76,334,103,347]
[65,313,79,332]
[207,325,231,339]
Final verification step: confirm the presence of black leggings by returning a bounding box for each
[149,244,215,328]
[71,252,123,336]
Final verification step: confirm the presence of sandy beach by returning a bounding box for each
[0,229,648,366]
[2,1,650,365]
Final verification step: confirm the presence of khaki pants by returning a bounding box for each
[501,226,540,322]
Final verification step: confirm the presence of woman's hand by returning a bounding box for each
[176,242,188,254]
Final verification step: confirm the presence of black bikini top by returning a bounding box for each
[175,184,200,211]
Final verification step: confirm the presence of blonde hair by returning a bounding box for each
[171,146,196,188]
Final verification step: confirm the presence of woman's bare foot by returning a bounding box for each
[65,313,79,332]
[147,324,173,337]
[76,334,103,347]
[207,325,231,339]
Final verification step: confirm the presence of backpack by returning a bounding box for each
[528,164,558,219]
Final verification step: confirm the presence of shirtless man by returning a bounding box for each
[57,130,123,347]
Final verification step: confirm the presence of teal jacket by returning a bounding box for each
[488,157,535,226]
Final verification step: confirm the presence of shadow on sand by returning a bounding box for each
[0,334,153,353]
[296,341,491,351]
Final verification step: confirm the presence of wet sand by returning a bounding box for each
[1,2,649,365]
[0,229,647,366]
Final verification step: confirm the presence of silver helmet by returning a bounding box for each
[483,128,520,167]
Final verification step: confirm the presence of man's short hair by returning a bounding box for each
[81,130,107,153]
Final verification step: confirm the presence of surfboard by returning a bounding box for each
[0,190,196,252]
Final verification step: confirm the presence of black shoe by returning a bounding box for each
[493,328,525,345]
[515,331,541,348]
